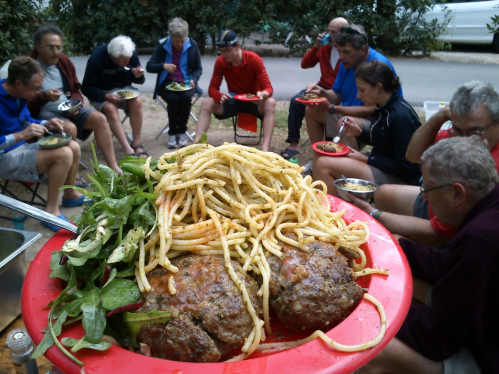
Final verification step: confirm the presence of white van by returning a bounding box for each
[424,0,499,51]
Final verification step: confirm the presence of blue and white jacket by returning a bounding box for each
[146,37,202,99]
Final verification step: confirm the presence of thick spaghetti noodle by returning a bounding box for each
[138,143,387,359]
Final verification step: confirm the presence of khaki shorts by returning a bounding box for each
[0,143,40,182]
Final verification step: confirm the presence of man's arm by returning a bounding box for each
[405,107,451,163]
[207,58,225,103]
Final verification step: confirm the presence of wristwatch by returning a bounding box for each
[328,104,336,114]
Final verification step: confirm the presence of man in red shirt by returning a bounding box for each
[193,30,275,152]
[281,17,348,160]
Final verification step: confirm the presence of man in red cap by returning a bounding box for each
[193,29,276,152]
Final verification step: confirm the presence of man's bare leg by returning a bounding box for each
[101,102,134,155]
[127,97,143,147]
[375,184,420,215]
[305,106,327,144]
[83,111,121,172]
[194,97,222,143]
[36,146,73,216]
[259,97,276,152]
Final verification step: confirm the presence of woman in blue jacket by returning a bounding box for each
[314,60,421,194]
[146,17,202,149]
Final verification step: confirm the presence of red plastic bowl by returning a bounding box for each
[22,195,412,374]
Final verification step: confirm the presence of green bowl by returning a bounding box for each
[38,134,72,150]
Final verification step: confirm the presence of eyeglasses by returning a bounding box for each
[451,123,497,137]
[419,183,453,194]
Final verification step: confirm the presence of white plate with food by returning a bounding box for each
[112,88,140,100]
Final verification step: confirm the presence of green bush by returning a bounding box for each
[0,0,43,65]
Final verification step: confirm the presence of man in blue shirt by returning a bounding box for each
[0,56,85,230]
[305,25,401,146]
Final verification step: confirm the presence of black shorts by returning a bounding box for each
[213,98,262,120]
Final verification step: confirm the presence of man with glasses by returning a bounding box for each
[280,17,349,160]
[305,24,401,146]
[193,29,276,152]
[28,25,122,174]
[358,136,499,374]
[362,81,499,245]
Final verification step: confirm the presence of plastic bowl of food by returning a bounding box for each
[333,178,377,203]
[57,98,82,114]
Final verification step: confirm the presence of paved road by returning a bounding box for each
[72,54,499,106]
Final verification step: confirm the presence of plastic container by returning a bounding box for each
[423,101,451,129]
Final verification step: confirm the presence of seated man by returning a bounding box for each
[193,30,276,152]
[305,24,401,147]
[358,136,499,374]
[281,16,348,160]
[371,81,499,245]
[0,57,84,231]
[82,35,147,157]
[28,24,122,174]
[146,17,202,149]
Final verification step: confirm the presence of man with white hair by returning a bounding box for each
[358,136,499,374]
[82,35,147,157]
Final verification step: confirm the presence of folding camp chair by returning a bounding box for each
[232,112,263,146]
[0,179,47,207]
[156,86,203,140]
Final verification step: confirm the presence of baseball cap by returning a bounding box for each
[216,30,239,47]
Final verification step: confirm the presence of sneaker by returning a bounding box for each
[167,135,177,149]
[177,133,189,147]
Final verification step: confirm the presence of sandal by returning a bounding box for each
[75,175,88,188]
[280,147,300,160]
[131,143,150,158]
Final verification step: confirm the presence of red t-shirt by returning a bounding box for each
[429,129,499,238]
[208,50,273,103]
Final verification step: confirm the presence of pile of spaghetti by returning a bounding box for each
[137,143,387,359]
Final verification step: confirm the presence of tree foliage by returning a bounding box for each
[1,0,448,58]
[0,0,43,65]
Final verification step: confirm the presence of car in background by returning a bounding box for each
[424,0,499,52]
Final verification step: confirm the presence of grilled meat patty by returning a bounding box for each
[137,254,262,362]
[267,240,364,331]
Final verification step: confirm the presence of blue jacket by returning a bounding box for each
[358,92,421,185]
[82,44,145,103]
[146,37,202,99]
[0,79,41,153]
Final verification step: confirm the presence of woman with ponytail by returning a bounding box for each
[314,60,422,194]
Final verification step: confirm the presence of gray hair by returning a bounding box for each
[450,81,499,124]
[421,136,497,201]
[335,24,368,49]
[107,35,135,58]
[168,17,189,38]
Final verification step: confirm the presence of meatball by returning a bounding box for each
[267,240,363,332]
[137,254,262,362]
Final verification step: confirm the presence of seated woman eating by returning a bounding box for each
[0,56,85,231]
[146,17,202,149]
[313,60,421,195]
